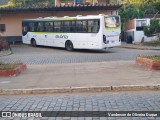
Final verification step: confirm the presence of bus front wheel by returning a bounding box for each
[31,39,37,47]
[65,41,74,51]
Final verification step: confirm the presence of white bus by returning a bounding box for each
[22,14,121,51]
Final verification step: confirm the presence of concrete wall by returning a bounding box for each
[0,13,52,37]
[134,31,144,43]
[144,36,159,42]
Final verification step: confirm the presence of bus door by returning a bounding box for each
[36,22,46,45]
[44,22,54,46]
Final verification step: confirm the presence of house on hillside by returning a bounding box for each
[125,16,160,44]
[0,0,121,43]
[125,18,150,43]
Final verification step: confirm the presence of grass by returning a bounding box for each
[0,62,22,70]
[142,41,160,47]
[139,55,160,60]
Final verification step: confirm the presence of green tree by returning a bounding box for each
[119,0,159,31]
[10,0,55,7]
[144,19,160,38]
[119,6,144,31]
[119,0,160,6]
[11,0,25,6]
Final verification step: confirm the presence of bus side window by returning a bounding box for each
[54,22,61,32]
[88,20,99,33]
[37,22,44,32]
[70,21,76,32]
[88,20,92,32]
[76,21,82,32]
[63,21,70,32]
[29,23,36,32]
[92,20,99,33]
[45,22,53,32]
[82,20,87,32]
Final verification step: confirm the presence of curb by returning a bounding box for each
[136,57,160,70]
[118,46,160,50]
[0,85,160,95]
[0,64,27,77]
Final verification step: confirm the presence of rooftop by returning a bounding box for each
[0,0,122,14]
[0,4,122,14]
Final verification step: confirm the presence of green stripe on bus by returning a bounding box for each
[55,18,77,20]
[33,32,63,34]
[25,18,77,22]
[105,27,120,30]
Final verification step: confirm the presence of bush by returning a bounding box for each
[138,55,160,60]
[144,19,160,38]
[0,36,9,51]
[0,62,23,70]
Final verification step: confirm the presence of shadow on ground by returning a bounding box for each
[34,45,115,54]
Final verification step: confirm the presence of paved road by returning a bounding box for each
[0,91,160,120]
[0,45,160,64]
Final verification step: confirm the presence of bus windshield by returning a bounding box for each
[105,16,120,28]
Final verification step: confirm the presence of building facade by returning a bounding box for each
[0,0,121,43]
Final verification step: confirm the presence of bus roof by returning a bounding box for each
[23,14,115,22]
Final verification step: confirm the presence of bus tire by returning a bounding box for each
[65,41,74,51]
[31,39,37,47]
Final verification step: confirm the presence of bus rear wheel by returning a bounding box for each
[31,39,37,47]
[65,41,74,51]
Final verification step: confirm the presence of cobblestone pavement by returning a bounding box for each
[0,91,160,120]
[0,45,160,64]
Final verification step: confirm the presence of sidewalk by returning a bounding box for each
[118,42,160,50]
[0,61,160,94]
